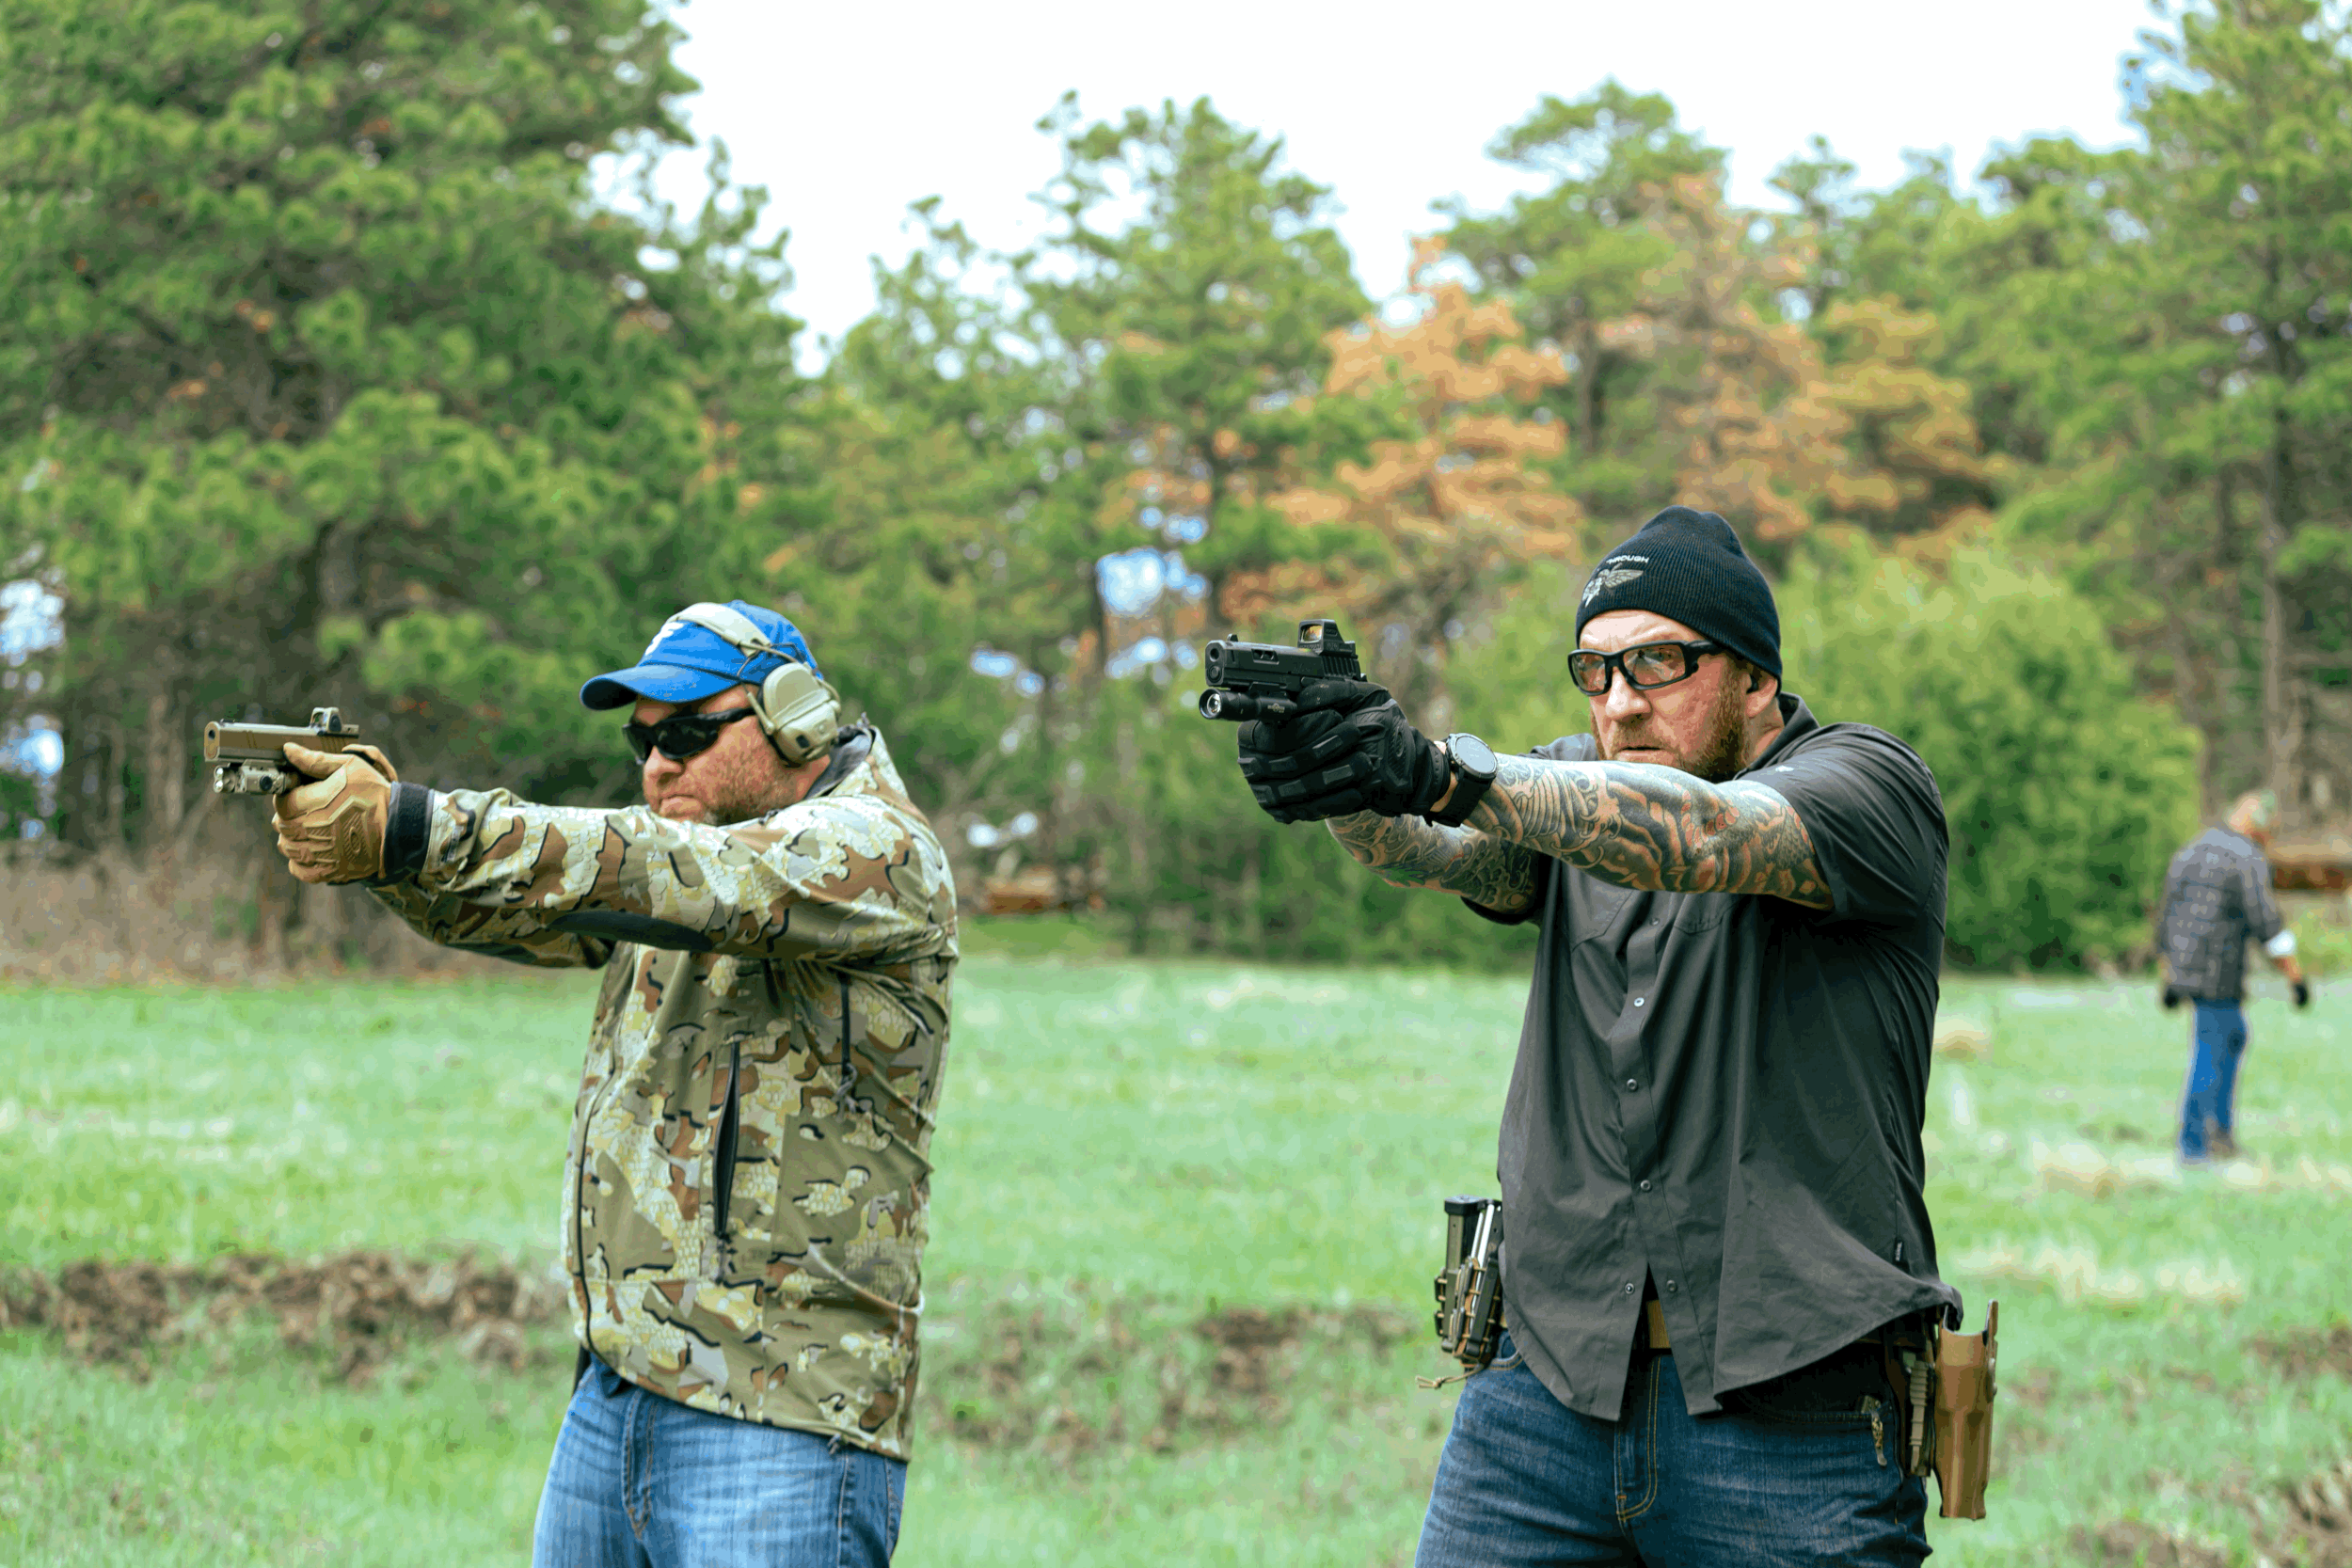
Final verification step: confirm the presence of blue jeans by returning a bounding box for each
[2180,1000,2249,1161]
[532,1358,904,1568]
[1416,1336,1930,1567]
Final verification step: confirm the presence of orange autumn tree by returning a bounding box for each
[1224,239,1583,724]
[1808,296,2000,547]
[1597,175,1995,556]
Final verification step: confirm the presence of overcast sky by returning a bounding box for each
[644,0,2160,355]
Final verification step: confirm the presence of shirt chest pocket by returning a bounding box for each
[1664,891,1735,936]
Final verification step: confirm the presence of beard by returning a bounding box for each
[646,742,793,826]
[1601,676,1753,782]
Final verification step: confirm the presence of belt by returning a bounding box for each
[1640,1305,1920,1357]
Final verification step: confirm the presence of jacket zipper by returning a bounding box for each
[711,1037,742,1241]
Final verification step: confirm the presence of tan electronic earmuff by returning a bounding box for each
[671,602,843,766]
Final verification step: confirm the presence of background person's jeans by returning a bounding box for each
[1415,1334,1930,1568]
[2181,999,2249,1161]
[532,1358,904,1568]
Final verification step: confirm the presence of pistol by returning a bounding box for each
[201,707,366,796]
[1197,618,1362,721]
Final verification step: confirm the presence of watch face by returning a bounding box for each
[1450,734,1499,779]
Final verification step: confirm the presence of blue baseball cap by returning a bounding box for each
[580,600,821,710]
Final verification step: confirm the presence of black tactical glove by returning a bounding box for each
[2160,985,2183,1011]
[1236,677,1448,823]
[1236,678,1390,824]
[2293,979,2312,1009]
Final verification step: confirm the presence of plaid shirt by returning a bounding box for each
[2157,827,2282,1002]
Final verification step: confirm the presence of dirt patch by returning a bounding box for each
[0,1249,568,1385]
[925,1296,1414,1459]
[2265,1457,2352,1568]
[1199,1305,1310,1398]
[2006,1365,2057,1411]
[2085,1457,2352,1568]
[2074,1521,2231,1567]
[2253,1324,2352,1383]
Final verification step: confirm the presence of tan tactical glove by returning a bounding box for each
[273,742,395,884]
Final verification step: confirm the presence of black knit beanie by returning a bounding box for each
[1573,506,1781,678]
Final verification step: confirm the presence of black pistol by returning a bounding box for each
[1197,618,1361,722]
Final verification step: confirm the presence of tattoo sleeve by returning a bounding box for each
[1325,812,1541,912]
[1324,755,1833,912]
[1469,755,1831,907]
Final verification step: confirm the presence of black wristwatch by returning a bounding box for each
[1425,733,1499,827]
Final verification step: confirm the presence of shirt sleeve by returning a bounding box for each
[2155,848,2185,949]
[363,880,615,970]
[412,785,956,963]
[2244,847,2285,943]
[1751,727,1947,929]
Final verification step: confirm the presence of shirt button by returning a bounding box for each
[1665,1280,1678,1293]
[1639,1180,1653,1192]
[1623,1282,1637,1295]
[1625,1079,1638,1091]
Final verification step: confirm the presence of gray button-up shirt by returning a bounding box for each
[2157,827,2283,1003]
[1470,695,1961,1419]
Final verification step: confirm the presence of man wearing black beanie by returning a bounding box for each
[1235,506,1964,1563]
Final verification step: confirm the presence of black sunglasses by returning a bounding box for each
[1566,640,1724,696]
[623,707,757,766]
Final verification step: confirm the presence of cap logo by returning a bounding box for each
[643,616,695,660]
[1581,557,1648,607]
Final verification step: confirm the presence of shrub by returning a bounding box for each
[1779,546,2202,970]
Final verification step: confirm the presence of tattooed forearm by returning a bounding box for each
[1464,756,1831,907]
[1326,812,1539,912]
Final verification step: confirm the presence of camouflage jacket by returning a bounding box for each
[367,727,956,1459]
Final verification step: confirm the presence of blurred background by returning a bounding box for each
[0,0,2345,974]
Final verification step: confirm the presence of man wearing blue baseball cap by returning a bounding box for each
[269,600,958,1567]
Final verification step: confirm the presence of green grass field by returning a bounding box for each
[3,927,2347,1566]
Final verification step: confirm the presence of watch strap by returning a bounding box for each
[1423,737,1496,828]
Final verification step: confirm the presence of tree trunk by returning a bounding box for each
[1238,836,1263,952]
[103,714,126,848]
[2161,564,2219,814]
[142,684,186,857]
[1116,714,1151,951]
[2258,450,2299,822]
[251,835,290,969]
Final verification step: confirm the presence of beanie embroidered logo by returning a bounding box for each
[1581,557,1648,607]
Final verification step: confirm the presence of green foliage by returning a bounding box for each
[1782,546,2203,969]
[1443,562,1594,751]
[0,0,803,836]
[1444,84,1725,523]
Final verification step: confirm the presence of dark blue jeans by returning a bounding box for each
[1416,1336,1930,1567]
[532,1358,904,1568]
[2180,999,2249,1161]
